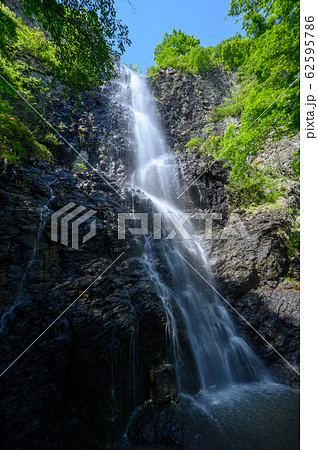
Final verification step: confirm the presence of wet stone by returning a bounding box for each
[150,364,178,405]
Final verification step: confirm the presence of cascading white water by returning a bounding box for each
[112,66,299,449]
[115,66,267,390]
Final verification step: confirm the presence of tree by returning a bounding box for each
[0,1,130,161]
[19,0,131,86]
[214,34,251,70]
[154,29,200,67]
[228,0,298,37]
[148,29,216,74]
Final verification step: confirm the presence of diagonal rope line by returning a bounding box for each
[177,74,300,199]
[0,252,125,378]
[176,251,300,376]
[0,73,125,199]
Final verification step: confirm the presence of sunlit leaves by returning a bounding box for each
[20,0,130,86]
[149,29,216,74]
[154,29,200,65]
[182,0,300,205]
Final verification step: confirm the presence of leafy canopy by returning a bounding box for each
[0,0,130,161]
[213,34,251,71]
[154,29,200,66]
[148,28,252,75]
[212,0,300,174]
[149,29,216,75]
[19,0,130,86]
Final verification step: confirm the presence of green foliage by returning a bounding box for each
[291,149,300,178]
[147,65,159,79]
[0,4,56,160]
[43,133,60,147]
[185,137,203,150]
[228,0,298,37]
[20,0,130,87]
[183,0,299,206]
[154,29,200,66]
[0,1,130,163]
[288,231,300,256]
[223,0,300,144]
[213,34,251,70]
[0,99,52,161]
[0,5,57,91]
[284,276,294,282]
[127,63,139,72]
[76,162,88,170]
[1,1,130,90]
[148,29,216,75]
[185,45,215,73]
[148,30,250,75]
[226,169,286,207]
[0,3,18,56]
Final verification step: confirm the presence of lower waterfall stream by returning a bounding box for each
[113,66,299,449]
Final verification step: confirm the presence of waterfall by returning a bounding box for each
[113,67,299,449]
[114,66,267,390]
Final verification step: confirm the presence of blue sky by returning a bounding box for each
[116,0,243,71]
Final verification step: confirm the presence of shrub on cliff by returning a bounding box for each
[213,33,251,71]
[148,29,216,75]
[0,4,56,161]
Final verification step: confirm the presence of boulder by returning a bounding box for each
[233,286,300,387]
[126,401,182,448]
[150,364,178,405]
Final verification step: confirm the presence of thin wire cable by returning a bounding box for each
[0,252,125,378]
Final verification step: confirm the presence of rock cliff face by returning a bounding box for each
[0,162,151,447]
[150,67,300,386]
[0,160,199,448]
[0,65,299,447]
[151,66,237,153]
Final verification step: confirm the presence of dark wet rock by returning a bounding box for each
[0,158,200,447]
[150,67,236,153]
[205,181,300,299]
[150,364,178,405]
[207,207,290,297]
[254,134,300,178]
[232,287,300,388]
[46,83,136,182]
[288,254,300,281]
[122,395,225,450]
[177,153,230,220]
[126,401,183,448]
